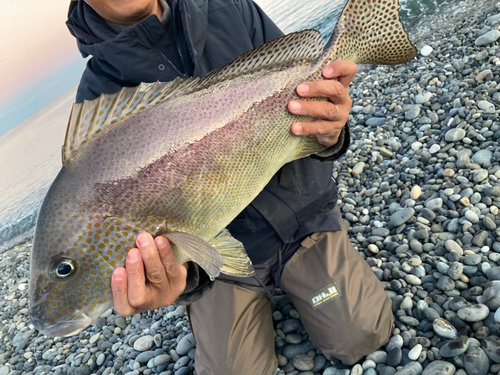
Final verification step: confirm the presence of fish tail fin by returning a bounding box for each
[210,229,255,277]
[314,0,417,69]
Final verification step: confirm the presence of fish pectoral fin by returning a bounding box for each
[164,232,223,280]
[210,229,255,277]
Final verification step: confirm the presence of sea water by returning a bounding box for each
[0,0,497,251]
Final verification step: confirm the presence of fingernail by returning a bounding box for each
[324,65,334,77]
[297,84,309,95]
[292,124,302,135]
[136,233,149,247]
[290,101,301,112]
[112,269,124,281]
[155,236,167,248]
[127,250,140,262]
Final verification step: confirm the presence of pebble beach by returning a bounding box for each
[2,2,500,375]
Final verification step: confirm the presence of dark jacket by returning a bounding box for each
[67,0,349,299]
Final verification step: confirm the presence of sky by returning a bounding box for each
[0,0,86,135]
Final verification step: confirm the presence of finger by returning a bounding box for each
[289,100,340,121]
[155,236,187,290]
[292,120,343,147]
[136,232,165,285]
[296,79,346,101]
[125,247,148,307]
[111,267,136,316]
[322,60,357,87]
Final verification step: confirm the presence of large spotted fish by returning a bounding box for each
[29,0,416,337]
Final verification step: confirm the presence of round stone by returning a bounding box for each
[405,106,421,120]
[134,335,154,351]
[464,210,479,224]
[293,355,314,371]
[390,208,415,227]
[405,275,422,285]
[443,169,455,177]
[176,333,196,355]
[421,360,456,375]
[433,318,458,339]
[408,344,422,360]
[457,304,490,322]
[464,346,490,375]
[420,45,433,56]
[411,186,421,200]
[439,336,469,357]
[475,30,500,46]
[445,128,466,142]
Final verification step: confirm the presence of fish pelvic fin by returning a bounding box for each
[210,229,255,277]
[164,232,223,280]
[314,0,417,68]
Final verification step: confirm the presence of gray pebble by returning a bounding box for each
[421,360,456,375]
[176,334,195,355]
[464,346,490,375]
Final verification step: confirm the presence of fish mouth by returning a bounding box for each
[31,313,93,337]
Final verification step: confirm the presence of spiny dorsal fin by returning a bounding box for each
[197,29,324,87]
[62,29,324,164]
[316,0,417,66]
[63,77,198,164]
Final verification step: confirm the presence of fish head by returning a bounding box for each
[29,173,129,337]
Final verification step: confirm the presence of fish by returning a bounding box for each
[29,0,417,337]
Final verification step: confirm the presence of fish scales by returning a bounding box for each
[30,0,417,337]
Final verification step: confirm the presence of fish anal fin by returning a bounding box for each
[164,232,223,280]
[317,0,417,67]
[209,229,255,277]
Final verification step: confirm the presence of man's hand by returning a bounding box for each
[111,232,188,316]
[289,60,357,148]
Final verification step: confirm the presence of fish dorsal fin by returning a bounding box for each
[317,0,417,66]
[62,77,199,164]
[62,30,323,164]
[197,29,324,87]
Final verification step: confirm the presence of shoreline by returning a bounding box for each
[1,2,500,375]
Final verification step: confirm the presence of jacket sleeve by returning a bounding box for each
[310,121,351,162]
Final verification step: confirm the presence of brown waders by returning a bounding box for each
[187,216,393,375]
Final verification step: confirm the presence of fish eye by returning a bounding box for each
[51,258,77,280]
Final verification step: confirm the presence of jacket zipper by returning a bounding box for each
[140,24,187,78]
